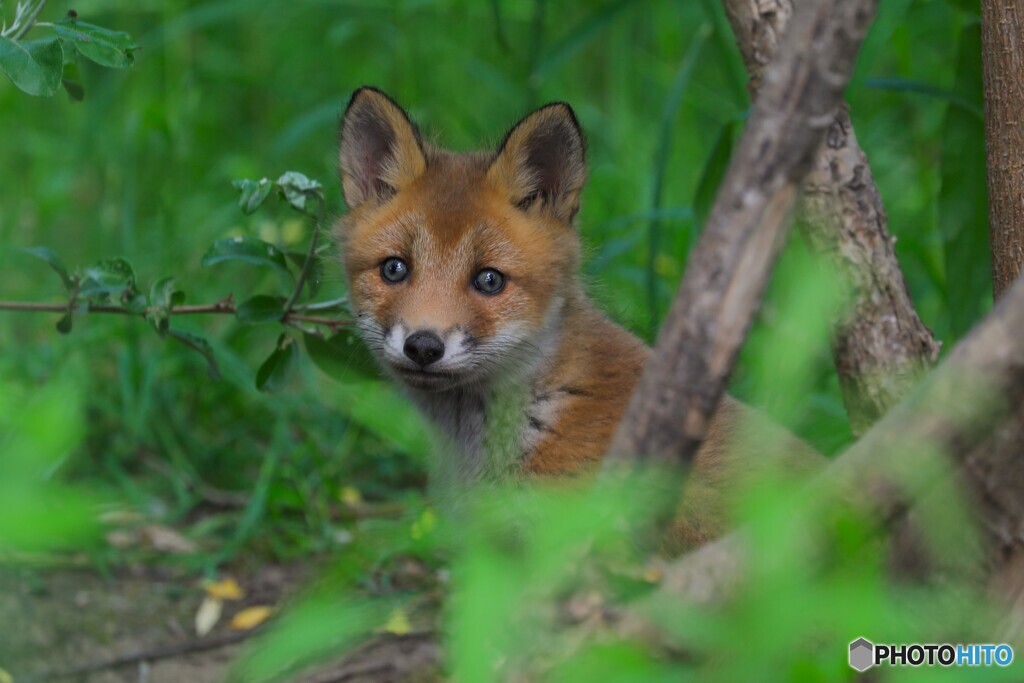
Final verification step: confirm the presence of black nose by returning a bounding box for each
[403,331,445,367]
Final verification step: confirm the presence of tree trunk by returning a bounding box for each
[982,0,1024,298]
[979,0,1024,641]
[607,0,879,466]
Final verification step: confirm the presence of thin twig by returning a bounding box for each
[5,0,47,40]
[282,194,325,317]
[21,629,260,683]
[0,299,352,328]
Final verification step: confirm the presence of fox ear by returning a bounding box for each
[339,87,427,209]
[489,103,586,223]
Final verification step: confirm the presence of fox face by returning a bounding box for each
[337,88,587,393]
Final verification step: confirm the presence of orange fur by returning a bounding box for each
[336,87,822,552]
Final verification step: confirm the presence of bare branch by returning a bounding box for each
[649,270,1024,605]
[723,0,941,435]
[607,0,880,465]
[0,299,352,329]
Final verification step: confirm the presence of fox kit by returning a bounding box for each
[336,87,820,549]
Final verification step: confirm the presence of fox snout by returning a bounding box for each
[403,330,445,367]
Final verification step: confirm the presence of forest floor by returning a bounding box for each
[2,562,440,683]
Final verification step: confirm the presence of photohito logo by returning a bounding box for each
[849,638,1014,671]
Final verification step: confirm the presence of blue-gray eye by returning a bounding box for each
[380,257,409,283]
[473,268,505,295]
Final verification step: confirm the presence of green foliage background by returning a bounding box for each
[0,0,998,679]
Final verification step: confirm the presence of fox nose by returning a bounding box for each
[404,331,445,367]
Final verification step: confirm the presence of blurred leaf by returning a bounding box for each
[233,178,273,215]
[54,19,137,69]
[56,311,73,334]
[231,606,273,631]
[22,246,75,290]
[256,334,299,393]
[139,523,197,554]
[61,79,84,100]
[204,577,244,600]
[195,596,223,637]
[276,171,323,214]
[146,276,184,334]
[232,594,381,683]
[79,258,136,299]
[123,291,148,314]
[237,295,286,323]
[939,24,991,338]
[303,329,379,382]
[382,607,411,635]
[60,59,84,100]
[694,120,735,230]
[166,327,222,380]
[201,236,293,282]
[0,36,63,96]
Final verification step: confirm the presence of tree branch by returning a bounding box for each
[648,269,1024,605]
[982,0,1024,299]
[723,0,941,435]
[0,299,352,329]
[607,0,880,465]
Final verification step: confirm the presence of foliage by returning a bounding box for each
[0,0,999,680]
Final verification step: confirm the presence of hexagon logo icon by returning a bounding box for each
[849,637,875,672]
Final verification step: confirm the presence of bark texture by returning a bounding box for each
[724,0,941,435]
[650,269,1024,605]
[608,0,880,465]
[978,0,1024,640]
[982,0,1024,298]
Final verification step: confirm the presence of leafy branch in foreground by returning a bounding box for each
[3,172,379,392]
[0,1,137,99]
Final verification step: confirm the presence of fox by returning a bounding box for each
[335,87,822,551]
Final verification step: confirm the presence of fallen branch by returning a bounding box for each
[23,629,260,683]
[723,0,941,435]
[607,0,880,465]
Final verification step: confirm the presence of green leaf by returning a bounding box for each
[166,328,221,380]
[0,36,64,97]
[276,171,323,215]
[286,251,323,300]
[303,329,379,382]
[124,291,148,314]
[939,24,991,338]
[146,276,185,334]
[693,120,735,231]
[233,178,273,215]
[54,19,137,69]
[201,236,293,282]
[62,79,85,101]
[236,295,286,324]
[256,334,299,393]
[56,312,73,334]
[79,258,137,300]
[22,246,75,290]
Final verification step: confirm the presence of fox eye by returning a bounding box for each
[380,257,410,283]
[473,268,505,295]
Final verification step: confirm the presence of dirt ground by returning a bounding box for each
[1,563,440,683]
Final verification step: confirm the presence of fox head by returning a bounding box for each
[336,87,587,392]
